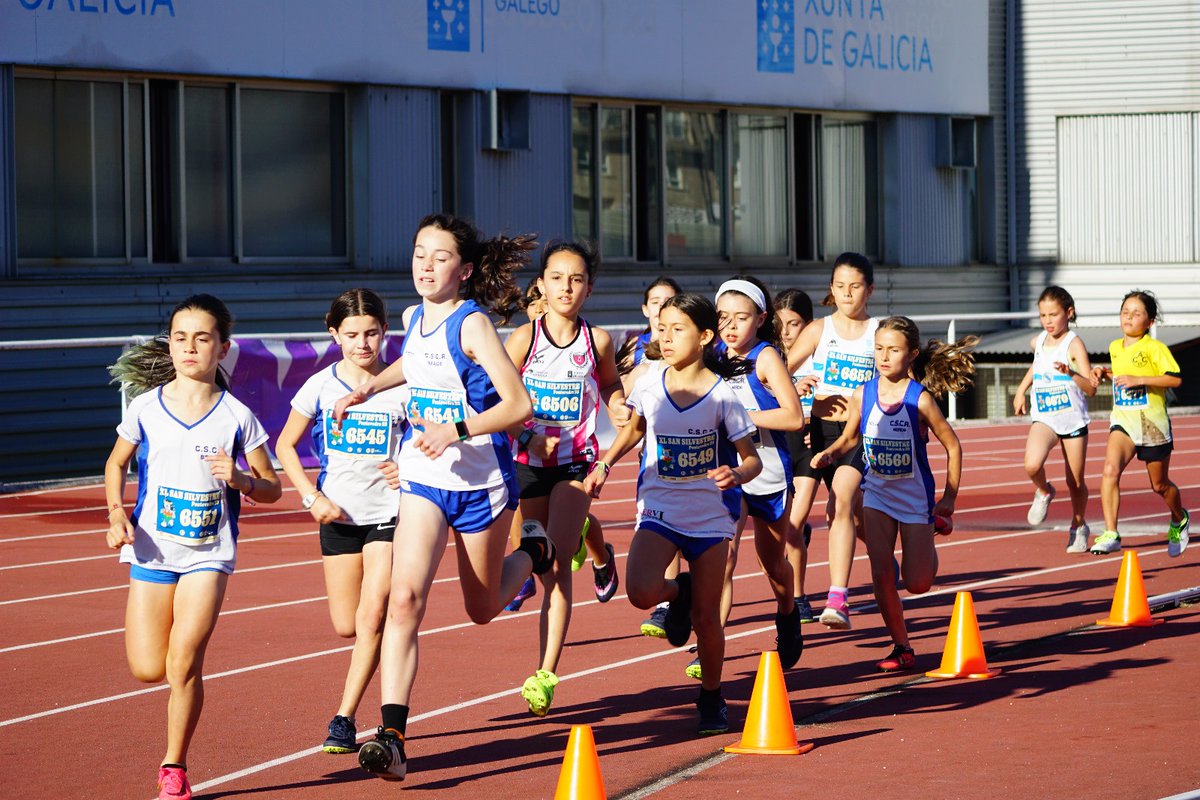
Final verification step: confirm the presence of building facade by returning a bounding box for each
[0,1,1195,480]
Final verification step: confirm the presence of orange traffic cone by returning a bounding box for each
[1096,550,1163,628]
[724,651,814,755]
[925,591,997,680]
[554,724,606,800]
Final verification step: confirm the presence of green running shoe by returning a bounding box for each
[521,669,560,716]
[571,517,591,572]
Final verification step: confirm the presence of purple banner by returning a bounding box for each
[226,335,406,467]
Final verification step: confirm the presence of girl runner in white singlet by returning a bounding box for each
[104,294,282,800]
[333,214,553,783]
[585,294,762,736]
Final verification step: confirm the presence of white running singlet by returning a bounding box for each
[290,363,407,525]
[629,369,755,539]
[517,316,601,467]
[1030,330,1090,436]
[812,315,879,399]
[117,387,269,574]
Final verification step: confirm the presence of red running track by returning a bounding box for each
[2,417,1199,799]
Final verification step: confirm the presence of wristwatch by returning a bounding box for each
[302,491,321,509]
[516,429,535,451]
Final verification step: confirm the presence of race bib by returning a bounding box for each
[863,437,913,480]
[1114,384,1148,408]
[824,351,875,391]
[325,409,393,460]
[525,376,584,427]
[656,432,718,483]
[155,486,221,545]
[407,386,468,431]
[1034,385,1071,415]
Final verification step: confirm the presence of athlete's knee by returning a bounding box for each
[462,595,494,625]
[1101,459,1123,482]
[904,573,934,594]
[164,649,202,686]
[386,585,425,626]
[128,659,166,684]
[355,598,388,636]
[1149,476,1175,496]
[625,574,662,609]
[331,615,358,638]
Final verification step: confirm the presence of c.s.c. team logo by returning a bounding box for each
[428,0,470,52]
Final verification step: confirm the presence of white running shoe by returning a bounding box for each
[1090,530,1121,555]
[1065,523,1091,554]
[1026,485,1056,526]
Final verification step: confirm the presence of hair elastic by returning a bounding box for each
[715,280,767,312]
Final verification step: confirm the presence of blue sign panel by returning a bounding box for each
[757,0,795,74]
[428,0,470,52]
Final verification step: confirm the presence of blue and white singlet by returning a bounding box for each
[722,341,792,496]
[860,378,936,525]
[812,315,880,401]
[396,301,514,491]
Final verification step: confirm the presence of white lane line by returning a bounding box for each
[0,596,329,655]
[0,559,324,606]
[0,531,318,572]
[180,540,1187,796]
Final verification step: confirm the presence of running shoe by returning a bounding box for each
[1090,530,1122,555]
[819,591,851,630]
[685,656,703,680]
[322,714,358,754]
[157,766,191,800]
[696,691,729,736]
[664,572,694,647]
[521,669,560,717]
[1065,522,1091,554]
[571,516,591,572]
[876,643,916,672]
[592,542,619,603]
[796,595,816,623]
[504,576,537,612]
[519,519,556,575]
[640,604,669,638]
[1167,510,1190,558]
[358,727,407,781]
[1026,485,1056,526]
[775,605,804,669]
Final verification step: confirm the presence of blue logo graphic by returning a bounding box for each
[757,0,794,73]
[429,0,470,52]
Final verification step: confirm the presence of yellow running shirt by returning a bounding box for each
[1108,335,1180,446]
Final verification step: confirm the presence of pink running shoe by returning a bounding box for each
[818,592,851,630]
[158,766,192,800]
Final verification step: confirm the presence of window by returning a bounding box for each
[571,106,595,244]
[599,107,633,259]
[664,109,723,258]
[732,113,788,257]
[570,102,878,264]
[241,89,346,258]
[15,77,145,261]
[821,117,878,258]
[14,73,348,266]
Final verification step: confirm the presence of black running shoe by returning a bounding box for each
[358,727,406,782]
[518,520,556,575]
[775,604,804,670]
[696,690,729,736]
[665,572,693,647]
[592,542,619,603]
[322,714,358,754]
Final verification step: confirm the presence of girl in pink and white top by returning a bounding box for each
[504,240,629,716]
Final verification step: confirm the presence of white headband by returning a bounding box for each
[715,279,767,313]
